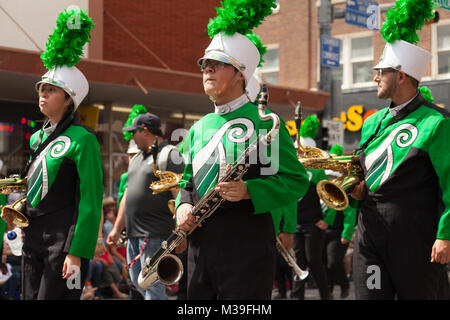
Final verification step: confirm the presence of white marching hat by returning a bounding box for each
[373,40,432,82]
[35,65,89,110]
[198,32,261,96]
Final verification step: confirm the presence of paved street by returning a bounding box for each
[271,279,356,300]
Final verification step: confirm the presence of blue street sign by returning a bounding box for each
[434,0,450,10]
[345,0,380,30]
[321,35,341,68]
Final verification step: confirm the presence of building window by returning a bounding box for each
[437,24,450,75]
[258,46,279,85]
[338,33,374,89]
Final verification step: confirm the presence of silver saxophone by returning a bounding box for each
[137,84,282,290]
[276,238,309,281]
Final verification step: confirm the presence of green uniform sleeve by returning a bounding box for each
[323,208,336,226]
[246,122,309,214]
[117,172,128,207]
[271,201,298,235]
[69,133,103,259]
[341,199,358,241]
[0,217,6,252]
[281,201,298,234]
[0,194,6,206]
[427,117,450,240]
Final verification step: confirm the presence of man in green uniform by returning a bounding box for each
[175,0,309,299]
[350,0,450,299]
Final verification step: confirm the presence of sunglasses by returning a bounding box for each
[200,60,227,72]
[374,68,399,78]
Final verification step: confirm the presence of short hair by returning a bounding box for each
[406,75,419,88]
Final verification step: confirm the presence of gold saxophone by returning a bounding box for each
[295,102,363,211]
[0,175,29,227]
[148,139,183,194]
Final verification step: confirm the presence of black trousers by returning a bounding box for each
[291,224,331,300]
[275,250,293,295]
[353,207,447,300]
[21,212,89,300]
[323,229,349,291]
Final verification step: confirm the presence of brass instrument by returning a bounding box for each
[0,175,27,194]
[137,84,280,290]
[149,139,183,194]
[276,238,309,281]
[1,196,29,228]
[295,102,363,211]
[118,229,128,248]
[0,175,29,228]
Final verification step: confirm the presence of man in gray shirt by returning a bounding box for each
[107,113,185,300]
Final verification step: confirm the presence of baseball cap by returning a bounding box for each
[122,113,162,136]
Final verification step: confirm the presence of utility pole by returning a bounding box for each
[318,0,334,149]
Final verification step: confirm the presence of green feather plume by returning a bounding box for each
[300,115,319,139]
[381,0,435,44]
[207,0,277,66]
[123,104,148,141]
[41,8,95,70]
[419,86,435,103]
[330,144,344,156]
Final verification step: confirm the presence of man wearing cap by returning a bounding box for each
[107,112,185,300]
[349,25,450,298]
[175,0,309,299]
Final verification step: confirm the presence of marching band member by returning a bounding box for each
[350,0,450,299]
[19,9,103,299]
[175,0,309,299]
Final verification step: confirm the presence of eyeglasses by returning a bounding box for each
[374,68,399,78]
[200,60,227,72]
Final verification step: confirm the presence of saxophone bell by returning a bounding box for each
[295,102,363,211]
[137,253,184,290]
[1,196,29,228]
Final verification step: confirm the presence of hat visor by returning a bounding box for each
[373,60,392,70]
[122,125,138,132]
[197,51,240,70]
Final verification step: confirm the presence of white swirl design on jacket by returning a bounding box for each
[49,136,71,158]
[192,118,254,181]
[364,123,418,189]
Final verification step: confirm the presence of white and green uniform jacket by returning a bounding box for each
[359,92,450,240]
[26,122,103,259]
[176,100,309,214]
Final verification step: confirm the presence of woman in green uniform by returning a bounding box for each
[19,9,102,299]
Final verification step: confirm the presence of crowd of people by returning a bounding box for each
[1,0,450,301]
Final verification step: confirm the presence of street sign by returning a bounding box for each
[321,35,341,68]
[434,0,450,10]
[345,0,380,30]
[322,119,344,147]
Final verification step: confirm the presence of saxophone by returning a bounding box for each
[149,139,183,194]
[295,102,363,211]
[0,175,29,228]
[137,84,281,290]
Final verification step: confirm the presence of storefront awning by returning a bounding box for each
[0,46,330,121]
